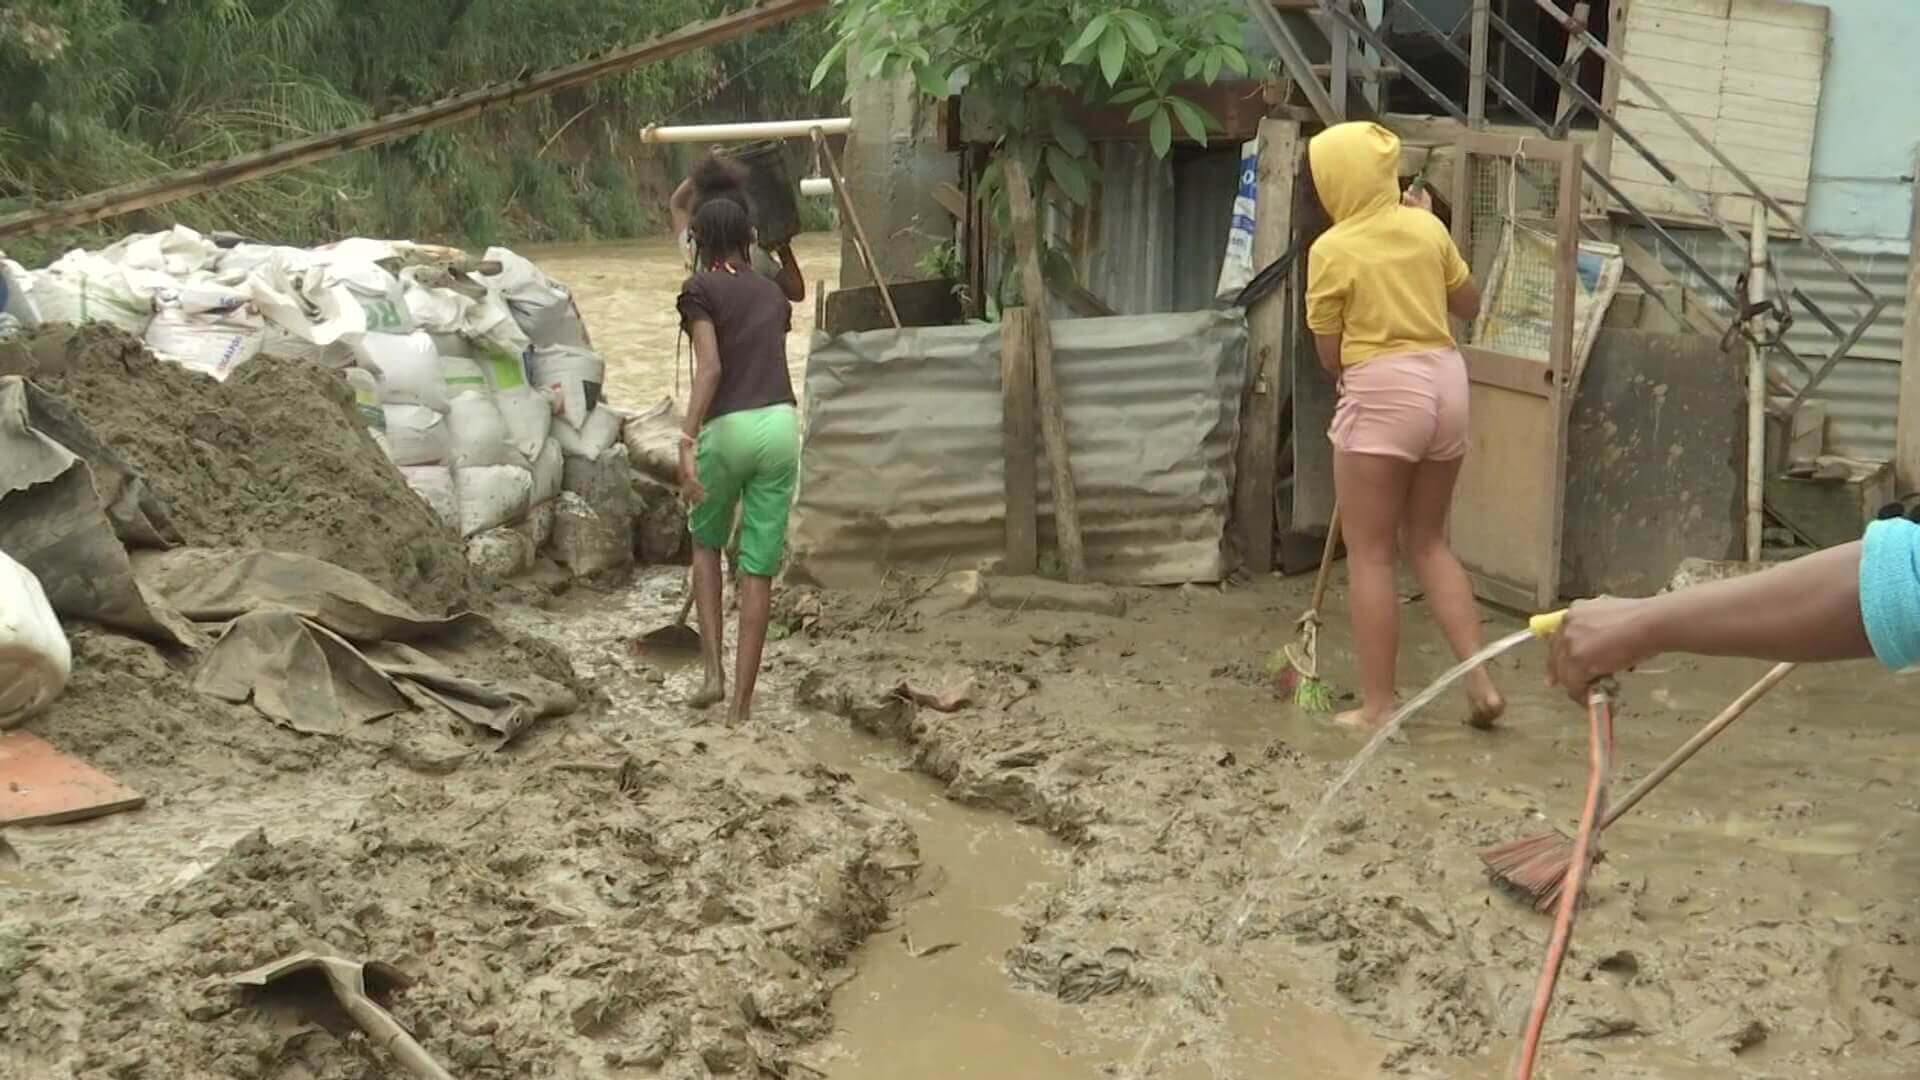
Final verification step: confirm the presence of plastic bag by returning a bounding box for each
[1213,138,1260,302]
[0,549,72,728]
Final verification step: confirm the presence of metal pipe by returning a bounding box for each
[640,117,851,143]
[1748,203,1769,563]
[800,177,832,197]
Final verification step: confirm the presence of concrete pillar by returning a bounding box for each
[837,68,955,287]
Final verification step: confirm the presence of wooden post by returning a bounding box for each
[1330,20,1351,120]
[1001,307,1039,575]
[812,126,900,328]
[1235,119,1302,574]
[1899,148,1920,496]
[1468,0,1491,128]
[1003,157,1087,584]
[1748,202,1770,561]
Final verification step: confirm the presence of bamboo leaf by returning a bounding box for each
[1126,99,1160,124]
[1149,108,1172,157]
[1115,12,1159,56]
[1047,146,1091,205]
[1064,15,1111,64]
[1168,95,1213,146]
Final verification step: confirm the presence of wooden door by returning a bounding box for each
[1448,132,1584,611]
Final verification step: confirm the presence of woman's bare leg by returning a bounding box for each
[731,573,773,725]
[1402,456,1504,726]
[1332,450,1416,730]
[689,546,726,708]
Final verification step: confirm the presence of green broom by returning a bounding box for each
[1270,505,1341,713]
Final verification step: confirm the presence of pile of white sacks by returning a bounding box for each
[0,226,635,579]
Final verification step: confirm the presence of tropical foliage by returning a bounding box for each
[0,1,843,263]
[816,0,1251,311]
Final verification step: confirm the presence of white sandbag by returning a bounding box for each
[246,252,364,345]
[481,247,591,348]
[547,492,631,577]
[465,527,536,580]
[350,331,445,412]
[0,550,72,728]
[552,404,621,460]
[145,283,266,382]
[447,390,522,470]
[2,258,41,326]
[343,368,384,432]
[401,267,474,336]
[400,465,457,528]
[441,354,488,399]
[621,397,685,484]
[259,325,353,368]
[532,342,607,428]
[464,289,532,358]
[311,237,403,267]
[531,437,564,505]
[107,225,220,277]
[1214,138,1260,302]
[330,260,411,335]
[32,252,156,334]
[454,464,533,538]
[430,333,473,360]
[213,242,291,282]
[384,405,449,467]
[482,347,553,460]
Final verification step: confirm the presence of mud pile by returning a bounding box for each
[1,323,470,615]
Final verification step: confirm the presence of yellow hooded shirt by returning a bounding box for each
[1305,122,1472,367]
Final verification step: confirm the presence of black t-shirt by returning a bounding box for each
[677,267,796,421]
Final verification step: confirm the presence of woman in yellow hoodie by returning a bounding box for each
[1305,121,1504,731]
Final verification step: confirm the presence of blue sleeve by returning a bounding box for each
[1860,519,1920,669]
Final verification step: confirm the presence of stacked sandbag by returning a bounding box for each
[2,257,42,327]
[144,280,266,382]
[481,247,592,349]
[32,250,161,334]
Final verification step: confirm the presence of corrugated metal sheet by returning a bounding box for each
[1171,149,1242,312]
[790,310,1249,586]
[1085,143,1175,315]
[1629,227,1909,460]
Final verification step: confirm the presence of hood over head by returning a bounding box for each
[1308,122,1402,223]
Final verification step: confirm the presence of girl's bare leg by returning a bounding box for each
[731,573,773,725]
[1332,450,1416,730]
[1401,456,1504,726]
[689,546,726,708]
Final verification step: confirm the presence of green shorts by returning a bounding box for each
[690,404,799,576]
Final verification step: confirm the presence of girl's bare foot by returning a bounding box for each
[1332,705,1393,732]
[728,702,752,726]
[1465,674,1505,730]
[689,679,725,709]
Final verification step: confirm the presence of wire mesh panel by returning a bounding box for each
[1463,154,1568,367]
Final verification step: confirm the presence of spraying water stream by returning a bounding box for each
[1128,627,1542,1076]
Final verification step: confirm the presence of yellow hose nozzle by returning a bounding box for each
[1529,609,1568,638]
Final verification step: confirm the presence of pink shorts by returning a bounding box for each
[1329,348,1470,462]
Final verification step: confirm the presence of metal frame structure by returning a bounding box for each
[1250,0,1888,426]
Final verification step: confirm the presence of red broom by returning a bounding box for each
[1514,683,1615,1079]
[1481,662,1795,910]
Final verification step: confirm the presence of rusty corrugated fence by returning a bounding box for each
[789,309,1248,587]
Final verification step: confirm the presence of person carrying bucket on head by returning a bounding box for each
[1304,121,1504,732]
[670,152,806,304]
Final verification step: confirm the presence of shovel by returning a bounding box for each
[634,567,702,654]
[231,951,454,1080]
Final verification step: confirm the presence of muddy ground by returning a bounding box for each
[5,234,1917,1079]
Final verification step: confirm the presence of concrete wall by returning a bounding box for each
[1803,0,1920,243]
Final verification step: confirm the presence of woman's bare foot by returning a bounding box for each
[689,678,725,709]
[728,702,752,726]
[1465,674,1505,730]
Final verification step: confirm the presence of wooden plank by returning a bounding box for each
[0,0,829,238]
[0,732,146,827]
[1590,0,1626,216]
[1004,158,1086,584]
[1453,128,1580,164]
[1899,148,1920,495]
[1637,0,1731,18]
[822,279,964,335]
[814,128,899,329]
[1462,346,1553,399]
[1732,0,1830,31]
[1236,119,1301,573]
[1451,383,1557,606]
[1000,307,1039,575]
[1469,0,1490,126]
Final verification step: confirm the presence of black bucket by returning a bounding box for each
[734,139,802,248]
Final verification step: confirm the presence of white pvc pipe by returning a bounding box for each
[1747,203,1769,564]
[800,177,833,198]
[640,118,851,144]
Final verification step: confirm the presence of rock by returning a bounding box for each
[547,492,632,577]
[982,575,1126,618]
[564,444,634,546]
[465,527,535,580]
[631,470,688,565]
[912,571,984,618]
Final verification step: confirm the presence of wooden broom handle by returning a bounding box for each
[1601,661,1794,828]
[1308,505,1341,610]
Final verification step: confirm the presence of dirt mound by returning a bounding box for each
[2,324,470,615]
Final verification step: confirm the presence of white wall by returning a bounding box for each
[1803,0,1920,245]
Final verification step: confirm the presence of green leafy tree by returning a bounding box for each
[815,0,1251,311]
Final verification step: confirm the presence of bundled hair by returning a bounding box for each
[690,197,755,268]
[690,153,750,208]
